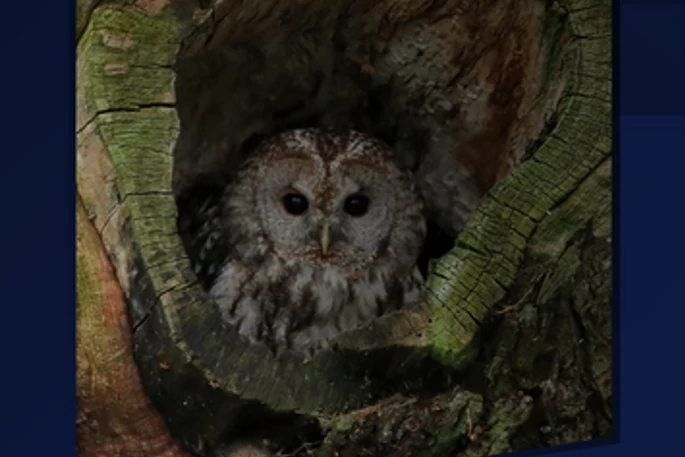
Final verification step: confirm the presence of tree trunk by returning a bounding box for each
[76,0,611,456]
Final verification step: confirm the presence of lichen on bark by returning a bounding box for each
[76,0,612,455]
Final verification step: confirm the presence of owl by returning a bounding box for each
[186,128,426,356]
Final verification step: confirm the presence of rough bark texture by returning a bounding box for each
[76,0,611,456]
[77,195,192,457]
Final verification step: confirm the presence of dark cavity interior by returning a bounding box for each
[167,0,569,453]
[171,1,565,280]
[172,40,466,285]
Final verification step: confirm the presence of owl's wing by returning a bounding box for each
[176,182,229,290]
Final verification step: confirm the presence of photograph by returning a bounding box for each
[75,0,612,456]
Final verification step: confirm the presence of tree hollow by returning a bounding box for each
[75,0,611,455]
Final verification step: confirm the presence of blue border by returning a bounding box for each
[2,0,684,456]
[0,1,76,456]
[614,2,685,456]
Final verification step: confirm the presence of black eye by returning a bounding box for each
[344,194,370,216]
[282,193,309,215]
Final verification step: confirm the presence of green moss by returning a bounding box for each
[78,6,182,113]
[422,391,484,456]
[78,0,612,450]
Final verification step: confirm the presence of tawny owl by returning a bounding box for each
[187,128,426,356]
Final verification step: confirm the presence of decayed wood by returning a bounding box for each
[77,194,192,457]
[76,0,611,455]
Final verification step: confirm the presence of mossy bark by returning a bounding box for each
[76,0,611,456]
[77,195,192,457]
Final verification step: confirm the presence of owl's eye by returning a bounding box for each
[344,194,370,217]
[282,193,309,215]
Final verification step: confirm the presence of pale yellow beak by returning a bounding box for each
[320,223,330,256]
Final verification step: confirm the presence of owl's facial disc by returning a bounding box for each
[257,176,394,267]
[251,141,403,269]
[326,173,396,264]
[279,190,332,256]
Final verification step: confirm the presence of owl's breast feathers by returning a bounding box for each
[209,254,424,356]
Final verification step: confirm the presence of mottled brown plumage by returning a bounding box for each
[190,129,426,356]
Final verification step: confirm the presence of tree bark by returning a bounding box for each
[76,0,611,456]
[77,195,192,457]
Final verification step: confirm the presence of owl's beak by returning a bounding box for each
[320,222,330,256]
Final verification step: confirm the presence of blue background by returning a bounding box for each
[0,0,683,455]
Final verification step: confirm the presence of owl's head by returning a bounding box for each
[227,129,426,272]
